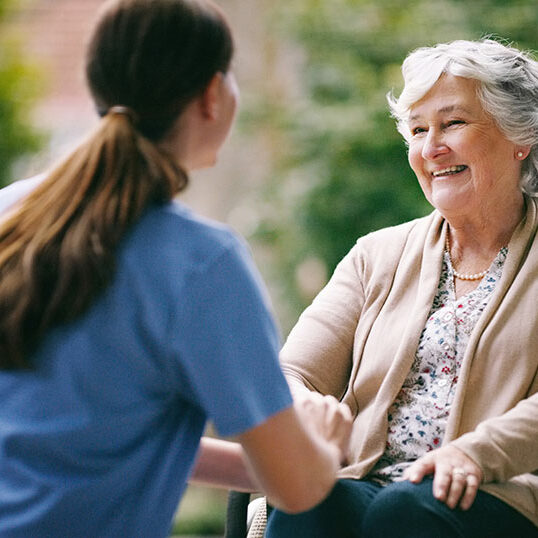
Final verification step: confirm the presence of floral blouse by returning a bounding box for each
[369,246,508,485]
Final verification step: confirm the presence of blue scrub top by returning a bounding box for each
[0,181,292,537]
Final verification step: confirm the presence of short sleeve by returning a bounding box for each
[168,235,292,437]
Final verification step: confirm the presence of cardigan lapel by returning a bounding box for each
[444,196,538,441]
[378,212,448,403]
[359,212,448,463]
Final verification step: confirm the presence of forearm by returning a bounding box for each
[238,407,342,514]
[189,437,260,492]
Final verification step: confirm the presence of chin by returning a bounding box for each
[428,180,473,209]
[430,192,473,216]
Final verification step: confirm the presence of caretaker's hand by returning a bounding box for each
[294,390,352,465]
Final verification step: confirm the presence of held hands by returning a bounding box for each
[293,390,353,465]
[402,445,483,511]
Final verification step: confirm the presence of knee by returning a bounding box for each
[265,508,330,538]
[362,480,441,536]
[265,480,363,538]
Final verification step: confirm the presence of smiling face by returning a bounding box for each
[407,74,523,221]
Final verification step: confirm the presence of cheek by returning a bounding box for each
[230,96,238,122]
[407,144,423,175]
[228,79,240,118]
[408,144,432,197]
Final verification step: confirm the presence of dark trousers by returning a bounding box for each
[265,478,538,537]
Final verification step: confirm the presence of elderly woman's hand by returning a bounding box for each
[293,390,353,465]
[402,445,483,510]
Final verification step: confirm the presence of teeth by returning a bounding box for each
[432,165,466,177]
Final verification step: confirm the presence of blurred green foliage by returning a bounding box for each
[171,486,226,536]
[256,0,538,324]
[0,0,44,188]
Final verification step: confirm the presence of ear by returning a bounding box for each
[199,72,223,121]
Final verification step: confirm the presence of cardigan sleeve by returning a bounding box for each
[450,390,538,482]
[280,242,365,399]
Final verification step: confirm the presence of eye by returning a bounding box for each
[410,126,427,136]
[445,119,465,128]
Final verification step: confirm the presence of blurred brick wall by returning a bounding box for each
[8,0,104,128]
[7,0,300,230]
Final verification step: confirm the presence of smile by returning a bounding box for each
[431,165,467,177]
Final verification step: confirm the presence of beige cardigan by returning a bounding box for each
[281,196,538,527]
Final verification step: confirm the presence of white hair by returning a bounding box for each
[387,39,538,195]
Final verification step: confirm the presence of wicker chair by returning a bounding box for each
[225,491,270,538]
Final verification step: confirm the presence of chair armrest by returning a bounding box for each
[225,490,251,538]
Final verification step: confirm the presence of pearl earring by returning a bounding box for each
[517,151,524,158]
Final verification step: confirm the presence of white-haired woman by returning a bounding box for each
[266,39,538,537]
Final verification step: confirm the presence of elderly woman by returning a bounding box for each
[265,39,538,537]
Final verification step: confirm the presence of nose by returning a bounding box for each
[421,129,449,160]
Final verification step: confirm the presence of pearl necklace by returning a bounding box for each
[445,237,489,281]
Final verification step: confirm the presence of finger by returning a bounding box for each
[298,395,348,447]
[336,404,353,438]
[339,402,353,422]
[445,468,467,509]
[325,401,353,454]
[321,396,339,430]
[294,391,323,419]
[325,401,352,458]
[322,397,350,436]
[459,473,480,511]
[432,463,454,501]
[333,403,353,433]
[404,457,435,483]
[403,465,426,483]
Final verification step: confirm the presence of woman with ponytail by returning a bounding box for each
[0,1,351,535]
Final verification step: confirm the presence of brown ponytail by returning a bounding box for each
[0,0,234,368]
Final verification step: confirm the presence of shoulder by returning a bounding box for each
[128,200,244,265]
[101,202,258,345]
[345,211,442,281]
[356,212,437,255]
[318,211,442,298]
[121,201,252,295]
[352,211,439,263]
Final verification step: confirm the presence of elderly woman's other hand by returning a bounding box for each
[294,390,353,465]
[402,445,483,510]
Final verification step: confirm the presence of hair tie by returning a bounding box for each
[107,105,138,124]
